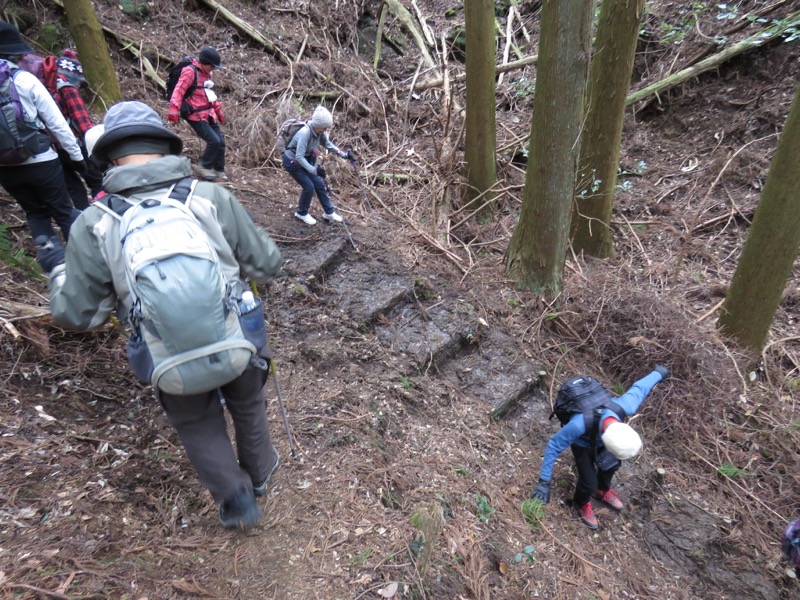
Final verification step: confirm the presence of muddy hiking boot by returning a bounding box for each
[594,488,625,512]
[196,166,218,181]
[254,452,281,497]
[219,488,261,530]
[576,501,598,530]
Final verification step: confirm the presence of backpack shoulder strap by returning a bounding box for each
[167,177,197,208]
[94,193,134,220]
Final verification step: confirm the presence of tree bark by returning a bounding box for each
[572,0,644,258]
[464,0,497,221]
[718,83,800,351]
[61,0,122,107]
[505,0,593,296]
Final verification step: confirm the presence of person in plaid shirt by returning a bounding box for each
[49,51,103,209]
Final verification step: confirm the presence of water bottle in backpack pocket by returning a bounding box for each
[238,290,267,351]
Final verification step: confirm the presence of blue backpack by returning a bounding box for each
[0,62,51,164]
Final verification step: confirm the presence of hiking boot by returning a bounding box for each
[197,166,218,181]
[594,488,625,512]
[576,501,598,530]
[214,170,229,181]
[322,211,343,223]
[219,489,261,530]
[253,452,281,497]
[294,212,317,225]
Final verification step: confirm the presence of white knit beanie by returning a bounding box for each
[84,124,105,157]
[601,421,642,460]
[310,105,333,129]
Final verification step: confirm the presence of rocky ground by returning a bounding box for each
[0,0,799,598]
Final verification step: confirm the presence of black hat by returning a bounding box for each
[0,23,32,57]
[198,47,222,68]
[92,101,182,163]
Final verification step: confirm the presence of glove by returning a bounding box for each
[167,105,180,124]
[71,159,88,177]
[345,149,356,163]
[531,479,551,504]
[212,101,224,124]
[35,235,66,274]
[654,364,670,380]
[316,165,327,179]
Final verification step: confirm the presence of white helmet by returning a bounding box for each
[601,421,642,459]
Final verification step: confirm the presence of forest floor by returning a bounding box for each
[1,0,799,598]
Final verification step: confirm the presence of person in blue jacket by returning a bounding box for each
[531,365,670,529]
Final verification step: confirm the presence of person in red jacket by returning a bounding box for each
[167,47,226,181]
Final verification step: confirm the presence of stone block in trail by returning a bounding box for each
[322,261,413,324]
[375,301,479,369]
[441,330,539,418]
[280,237,347,279]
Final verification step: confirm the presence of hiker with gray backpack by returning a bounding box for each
[0,23,85,242]
[38,101,283,531]
[278,105,355,225]
[531,365,670,529]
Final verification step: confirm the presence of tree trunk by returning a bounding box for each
[464,0,497,221]
[62,0,122,107]
[505,0,592,296]
[718,84,800,351]
[572,0,644,258]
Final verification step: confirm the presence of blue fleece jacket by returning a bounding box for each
[537,371,664,482]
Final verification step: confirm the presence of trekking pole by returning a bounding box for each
[250,280,299,460]
[348,158,374,212]
[322,178,359,252]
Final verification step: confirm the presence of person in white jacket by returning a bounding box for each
[0,23,85,241]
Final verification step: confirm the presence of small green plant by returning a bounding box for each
[507,298,521,308]
[520,498,545,530]
[475,494,495,523]
[514,544,535,564]
[611,383,625,395]
[453,466,470,477]
[0,224,43,279]
[717,463,746,478]
[511,76,536,100]
[400,376,412,390]
[349,548,373,566]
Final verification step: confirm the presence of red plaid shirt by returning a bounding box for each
[55,78,94,139]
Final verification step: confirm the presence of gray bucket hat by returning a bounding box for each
[92,101,182,163]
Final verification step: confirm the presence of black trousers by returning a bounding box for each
[157,351,277,504]
[188,118,225,171]
[57,147,103,210]
[0,158,79,241]
[571,445,620,506]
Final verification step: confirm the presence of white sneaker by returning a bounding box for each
[215,170,229,181]
[294,212,317,225]
[197,166,217,181]
[322,211,343,223]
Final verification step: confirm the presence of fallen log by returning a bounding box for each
[626,9,800,106]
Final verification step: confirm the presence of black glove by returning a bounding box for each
[531,479,551,504]
[316,165,327,179]
[342,149,356,163]
[35,235,66,274]
[71,159,88,177]
[654,364,670,380]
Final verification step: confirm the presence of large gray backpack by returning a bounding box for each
[96,178,256,395]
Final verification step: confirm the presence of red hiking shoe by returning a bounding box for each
[594,488,625,512]
[576,501,598,530]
